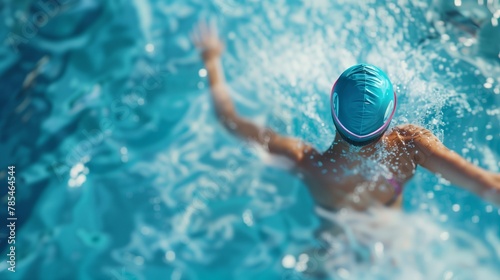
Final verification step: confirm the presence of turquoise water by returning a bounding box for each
[0,0,499,279]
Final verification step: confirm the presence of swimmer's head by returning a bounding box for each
[331,64,396,146]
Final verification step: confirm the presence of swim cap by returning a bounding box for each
[331,64,396,145]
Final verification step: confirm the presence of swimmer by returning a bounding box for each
[190,20,500,212]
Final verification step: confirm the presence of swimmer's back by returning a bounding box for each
[297,125,418,211]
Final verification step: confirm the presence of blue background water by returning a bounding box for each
[0,0,499,279]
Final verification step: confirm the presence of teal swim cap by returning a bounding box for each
[330,64,396,145]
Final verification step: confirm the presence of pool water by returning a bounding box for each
[0,0,499,279]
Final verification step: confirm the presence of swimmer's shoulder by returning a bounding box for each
[385,124,432,143]
[385,124,441,164]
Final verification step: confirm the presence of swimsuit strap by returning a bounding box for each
[387,177,402,196]
[385,177,402,206]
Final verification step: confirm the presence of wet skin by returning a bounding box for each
[297,131,414,211]
[190,20,500,211]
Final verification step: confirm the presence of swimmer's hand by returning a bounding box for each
[190,19,224,61]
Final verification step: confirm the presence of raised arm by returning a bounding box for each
[190,20,314,163]
[396,125,500,204]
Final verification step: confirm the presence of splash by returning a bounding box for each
[0,0,499,279]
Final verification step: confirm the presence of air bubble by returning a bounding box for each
[140,226,152,235]
[440,231,450,241]
[337,268,350,279]
[471,215,479,223]
[134,256,144,265]
[282,255,296,268]
[145,43,155,53]
[242,210,254,226]
[165,251,176,262]
[444,271,454,280]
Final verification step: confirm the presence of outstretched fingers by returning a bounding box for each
[190,18,224,59]
[190,20,210,48]
[191,18,221,44]
[190,30,201,48]
[209,18,218,38]
[199,20,209,41]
